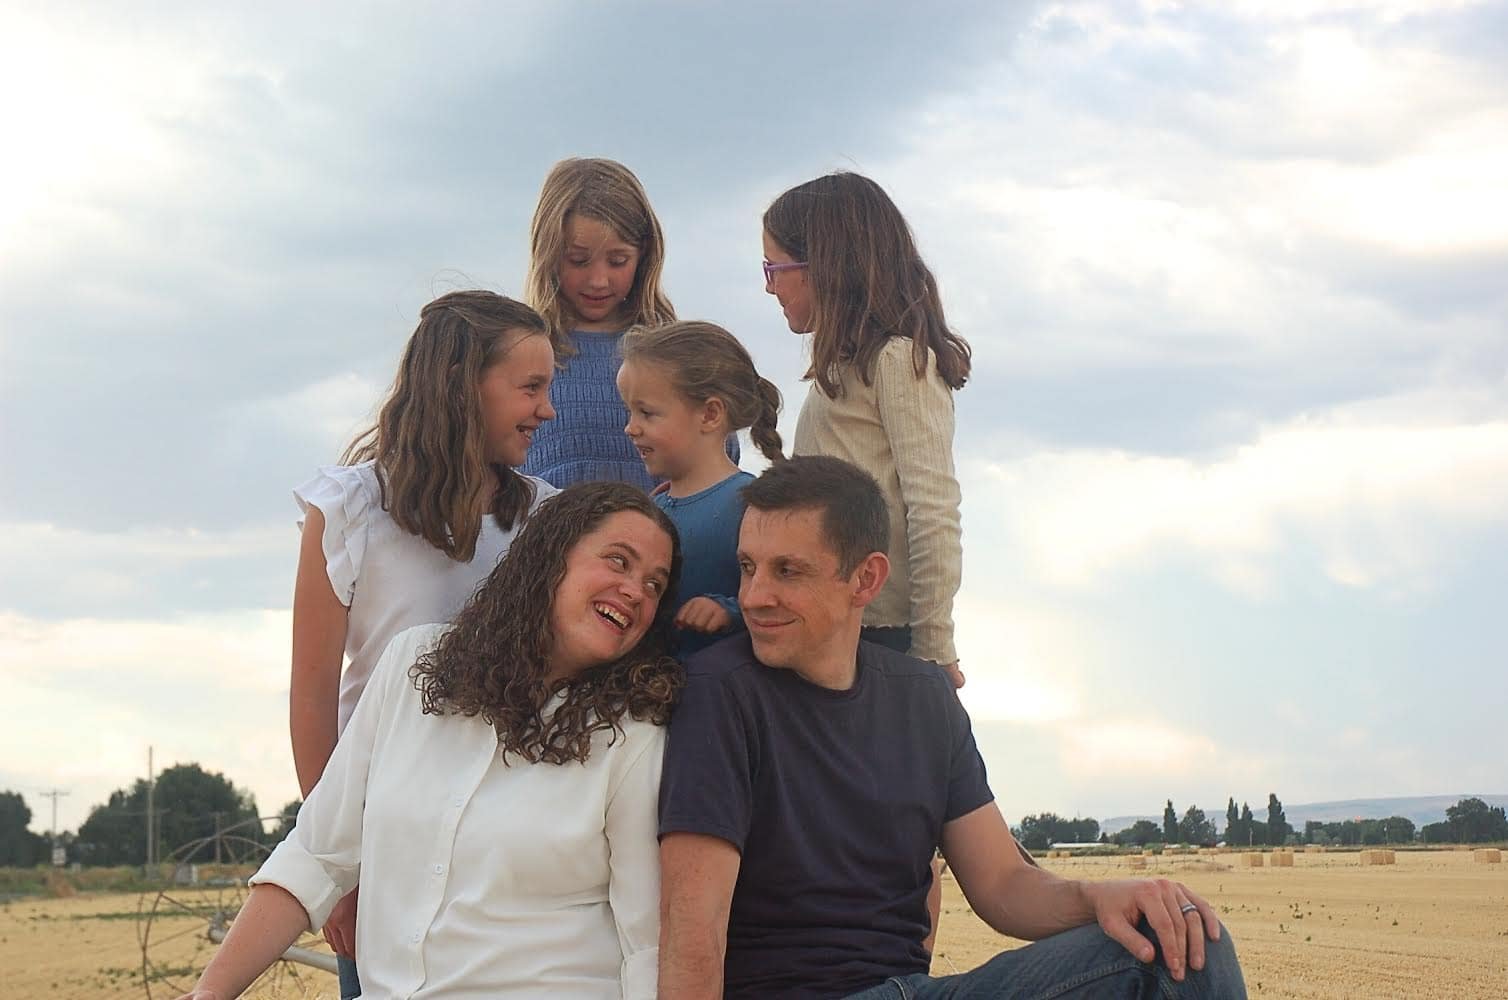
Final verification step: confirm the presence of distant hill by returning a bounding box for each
[1101,794,1508,836]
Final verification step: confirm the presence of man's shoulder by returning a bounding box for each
[681,632,763,684]
[860,641,955,689]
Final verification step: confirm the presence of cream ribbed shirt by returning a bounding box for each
[793,337,962,665]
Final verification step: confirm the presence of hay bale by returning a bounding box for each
[1240,852,1264,867]
[1360,849,1396,865]
[1127,855,1147,869]
[1474,849,1501,864]
[1304,845,1324,853]
[1271,851,1294,867]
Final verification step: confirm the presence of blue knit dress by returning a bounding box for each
[522,330,655,492]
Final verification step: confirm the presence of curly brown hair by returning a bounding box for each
[411,482,684,764]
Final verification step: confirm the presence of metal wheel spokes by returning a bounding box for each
[139,816,334,998]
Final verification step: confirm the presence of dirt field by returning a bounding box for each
[931,849,1508,998]
[2,849,1504,998]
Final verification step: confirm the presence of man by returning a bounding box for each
[657,456,1246,999]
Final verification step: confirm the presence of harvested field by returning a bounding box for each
[930,849,1508,998]
[2,850,1505,999]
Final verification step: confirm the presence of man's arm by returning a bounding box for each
[942,802,1222,982]
[658,832,741,1000]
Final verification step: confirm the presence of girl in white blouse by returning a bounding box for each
[180,482,684,999]
[289,290,558,994]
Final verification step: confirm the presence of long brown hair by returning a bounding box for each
[526,158,675,357]
[342,291,547,561]
[411,482,684,764]
[763,172,971,398]
[619,321,785,464]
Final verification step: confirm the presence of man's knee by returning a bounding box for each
[1195,923,1246,993]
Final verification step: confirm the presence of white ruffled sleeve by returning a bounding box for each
[293,464,377,607]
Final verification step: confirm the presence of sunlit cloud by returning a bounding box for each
[979,406,1508,597]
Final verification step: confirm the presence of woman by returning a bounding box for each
[178,483,682,999]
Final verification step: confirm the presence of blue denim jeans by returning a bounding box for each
[842,920,1246,999]
[336,954,361,1000]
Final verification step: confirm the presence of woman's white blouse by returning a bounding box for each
[253,624,665,998]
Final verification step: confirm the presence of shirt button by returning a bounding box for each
[453,795,464,806]
[434,864,445,874]
[411,930,420,943]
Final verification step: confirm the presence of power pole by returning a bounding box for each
[39,789,69,865]
[146,746,155,869]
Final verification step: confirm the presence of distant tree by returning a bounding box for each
[269,799,303,844]
[1238,803,1254,846]
[1016,814,1056,852]
[77,763,260,865]
[1069,817,1101,844]
[1179,805,1215,846]
[1163,800,1178,844]
[1226,798,1239,841]
[1099,832,1110,844]
[1116,820,1162,847]
[1421,821,1454,844]
[1303,820,1326,846]
[1016,813,1101,849]
[0,791,48,865]
[1446,797,1508,843]
[1267,793,1289,846]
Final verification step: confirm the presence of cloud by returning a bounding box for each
[0,522,292,619]
[1,609,298,833]
[976,399,1508,598]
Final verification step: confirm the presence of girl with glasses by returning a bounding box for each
[762,172,970,689]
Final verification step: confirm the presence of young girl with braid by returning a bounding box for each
[616,321,784,655]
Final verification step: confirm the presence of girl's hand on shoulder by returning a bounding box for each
[674,597,733,633]
[941,661,965,689]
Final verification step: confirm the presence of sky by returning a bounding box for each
[3,0,1506,838]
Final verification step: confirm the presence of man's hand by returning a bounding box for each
[323,886,358,958]
[1084,878,1220,982]
[674,597,733,634]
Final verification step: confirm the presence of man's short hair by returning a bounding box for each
[741,456,889,575]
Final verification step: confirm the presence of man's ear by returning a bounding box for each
[849,551,890,608]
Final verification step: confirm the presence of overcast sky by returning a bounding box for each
[4,0,1506,836]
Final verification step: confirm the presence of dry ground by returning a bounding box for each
[2,850,1504,998]
[931,849,1508,998]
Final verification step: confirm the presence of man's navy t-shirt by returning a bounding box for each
[658,634,994,1000]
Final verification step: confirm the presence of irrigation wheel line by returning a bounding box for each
[137,816,335,999]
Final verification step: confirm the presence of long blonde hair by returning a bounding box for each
[342,291,548,561]
[619,321,785,464]
[526,158,675,357]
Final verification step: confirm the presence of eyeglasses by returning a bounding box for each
[763,259,809,284]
